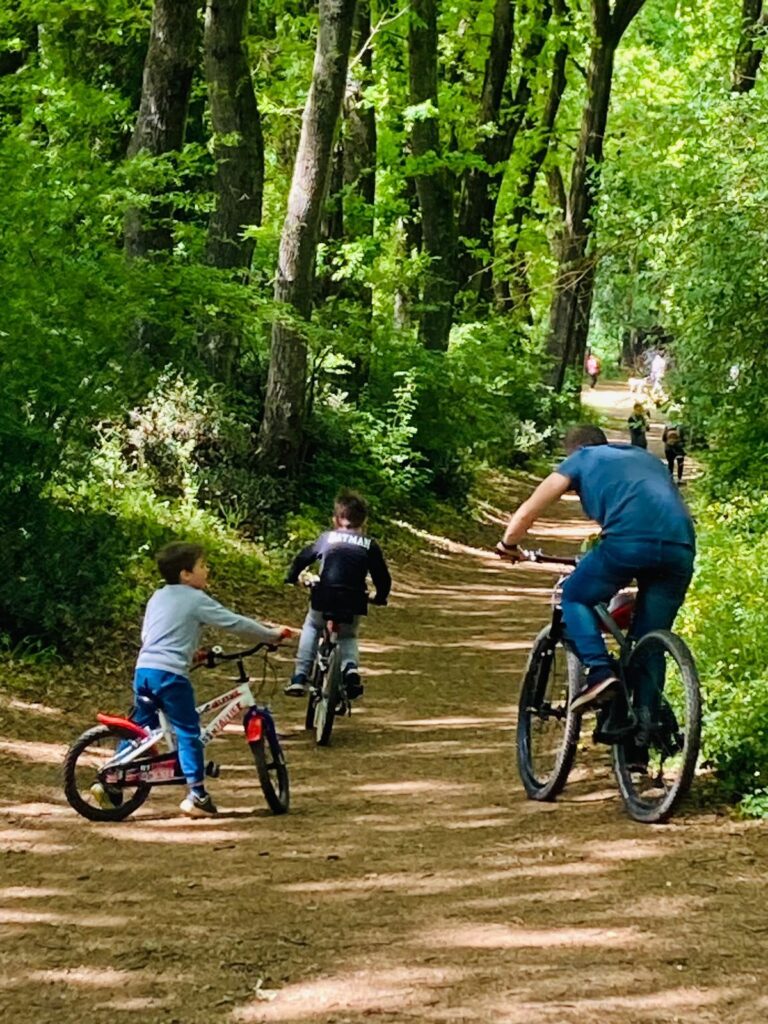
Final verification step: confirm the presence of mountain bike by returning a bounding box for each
[63,641,290,821]
[514,549,701,824]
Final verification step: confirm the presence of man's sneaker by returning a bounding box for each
[179,792,218,818]
[570,674,619,713]
[90,782,122,810]
[284,673,308,698]
[343,666,364,700]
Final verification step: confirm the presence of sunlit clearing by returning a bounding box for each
[417,922,645,950]
[581,838,663,861]
[354,780,475,796]
[395,714,513,729]
[389,520,496,559]
[0,802,73,819]
[0,886,71,900]
[0,738,70,763]
[0,908,128,928]
[26,966,141,988]
[0,828,72,855]
[233,965,468,1022]
[6,697,66,718]
[97,825,251,845]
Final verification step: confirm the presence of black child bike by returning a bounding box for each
[514,549,701,824]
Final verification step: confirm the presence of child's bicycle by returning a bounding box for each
[63,641,290,821]
[304,612,354,747]
[514,549,701,824]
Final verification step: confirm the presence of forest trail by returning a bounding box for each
[0,385,762,1024]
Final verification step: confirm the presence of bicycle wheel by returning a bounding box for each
[251,728,290,814]
[613,629,701,824]
[63,725,151,822]
[517,624,582,800]
[305,665,322,731]
[315,648,341,747]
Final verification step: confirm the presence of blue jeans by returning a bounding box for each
[560,540,694,687]
[294,609,360,678]
[132,668,204,787]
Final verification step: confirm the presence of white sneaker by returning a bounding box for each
[179,792,218,818]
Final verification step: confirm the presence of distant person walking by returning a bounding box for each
[663,423,686,483]
[627,402,649,448]
[584,351,602,388]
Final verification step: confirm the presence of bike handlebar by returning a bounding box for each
[193,639,286,670]
[518,547,579,568]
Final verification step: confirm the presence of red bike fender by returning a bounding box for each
[96,713,149,738]
[244,710,263,743]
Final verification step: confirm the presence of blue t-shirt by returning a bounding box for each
[556,444,695,548]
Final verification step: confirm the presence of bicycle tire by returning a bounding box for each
[251,730,290,814]
[517,624,582,801]
[613,629,701,824]
[63,724,151,822]
[305,665,322,731]
[315,648,341,747]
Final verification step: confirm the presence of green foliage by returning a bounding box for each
[678,494,768,814]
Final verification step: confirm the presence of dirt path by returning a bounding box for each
[0,388,763,1024]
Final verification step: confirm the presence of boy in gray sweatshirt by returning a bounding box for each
[111,542,289,818]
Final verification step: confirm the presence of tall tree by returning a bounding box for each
[498,3,569,311]
[124,0,201,258]
[546,0,645,391]
[202,0,264,380]
[259,0,358,473]
[732,0,767,92]
[408,0,457,350]
[457,2,554,300]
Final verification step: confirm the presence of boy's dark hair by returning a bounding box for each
[156,542,205,584]
[564,425,608,454]
[334,490,368,528]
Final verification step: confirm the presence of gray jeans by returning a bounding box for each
[295,608,360,678]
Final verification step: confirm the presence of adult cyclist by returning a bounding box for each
[496,425,695,713]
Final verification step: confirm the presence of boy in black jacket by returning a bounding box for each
[284,491,391,700]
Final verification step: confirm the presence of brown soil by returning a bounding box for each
[0,385,764,1024]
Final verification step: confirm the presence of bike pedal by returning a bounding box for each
[205,760,221,779]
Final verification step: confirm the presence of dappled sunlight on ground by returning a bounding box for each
[0,380,761,1024]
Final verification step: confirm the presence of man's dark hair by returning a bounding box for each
[563,424,608,454]
[334,490,368,528]
[156,542,205,584]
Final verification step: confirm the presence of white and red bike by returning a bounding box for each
[63,641,290,821]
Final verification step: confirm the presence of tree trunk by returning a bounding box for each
[456,0,515,293]
[201,0,264,381]
[258,0,358,474]
[124,0,201,258]
[204,0,264,271]
[497,5,568,311]
[458,3,553,300]
[546,0,645,391]
[732,0,767,92]
[408,0,457,350]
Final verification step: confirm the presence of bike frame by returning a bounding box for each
[98,655,277,788]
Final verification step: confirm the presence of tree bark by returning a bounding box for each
[258,0,358,474]
[408,0,457,350]
[498,4,568,311]
[456,0,515,293]
[124,0,201,259]
[457,2,553,299]
[732,0,767,92]
[546,0,645,391]
[204,0,264,271]
[200,0,264,381]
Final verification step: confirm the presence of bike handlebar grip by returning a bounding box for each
[279,627,294,640]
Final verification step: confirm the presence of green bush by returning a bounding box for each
[678,493,768,815]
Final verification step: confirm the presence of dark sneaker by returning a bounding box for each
[570,674,619,713]
[179,792,218,818]
[284,673,308,698]
[343,666,364,700]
